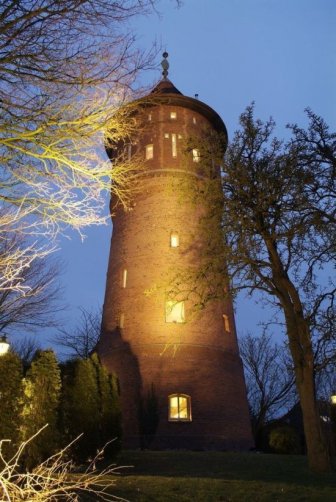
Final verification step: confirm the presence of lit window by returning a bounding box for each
[148,113,152,121]
[119,313,125,329]
[178,134,183,139]
[145,144,153,159]
[193,117,197,124]
[192,148,200,163]
[223,314,230,332]
[164,133,169,139]
[168,394,192,421]
[170,111,177,120]
[165,300,185,323]
[170,232,179,248]
[122,269,127,288]
[127,144,132,161]
[172,133,177,157]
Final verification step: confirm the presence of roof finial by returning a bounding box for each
[161,51,169,79]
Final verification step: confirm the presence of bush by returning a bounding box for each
[269,426,301,454]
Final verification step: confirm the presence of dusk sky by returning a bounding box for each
[45,0,335,352]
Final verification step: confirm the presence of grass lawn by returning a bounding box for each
[97,450,336,501]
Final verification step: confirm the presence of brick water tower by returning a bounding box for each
[97,54,253,450]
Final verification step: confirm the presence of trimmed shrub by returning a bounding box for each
[269,425,301,454]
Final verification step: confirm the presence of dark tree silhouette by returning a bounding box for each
[221,105,335,472]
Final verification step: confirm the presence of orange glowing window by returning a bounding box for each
[223,314,230,332]
[172,133,177,157]
[170,111,177,120]
[164,133,169,139]
[119,313,125,329]
[170,232,179,248]
[145,144,153,160]
[165,300,185,323]
[192,148,200,163]
[168,394,192,421]
[122,269,127,288]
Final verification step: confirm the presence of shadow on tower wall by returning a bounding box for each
[97,328,152,449]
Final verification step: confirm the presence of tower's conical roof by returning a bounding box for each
[151,78,183,95]
[139,53,227,136]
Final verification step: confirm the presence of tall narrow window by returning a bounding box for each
[145,144,153,160]
[223,314,230,332]
[192,148,200,163]
[119,313,125,329]
[168,394,192,421]
[122,269,127,288]
[165,300,185,323]
[170,111,177,120]
[170,232,179,248]
[148,113,152,121]
[171,133,177,158]
[193,117,197,124]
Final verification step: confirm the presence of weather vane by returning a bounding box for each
[161,51,169,79]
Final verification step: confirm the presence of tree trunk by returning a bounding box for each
[264,236,331,472]
[285,313,330,472]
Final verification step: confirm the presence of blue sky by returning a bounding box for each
[46,0,335,351]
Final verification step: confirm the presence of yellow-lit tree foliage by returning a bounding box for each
[0,0,157,293]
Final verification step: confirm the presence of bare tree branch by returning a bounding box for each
[54,307,101,359]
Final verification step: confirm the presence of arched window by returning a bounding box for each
[168,394,192,421]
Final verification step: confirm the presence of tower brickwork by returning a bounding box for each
[97,69,253,450]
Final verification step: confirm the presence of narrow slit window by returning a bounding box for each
[168,394,192,421]
[223,314,230,332]
[127,144,132,161]
[122,269,127,288]
[148,113,152,121]
[170,232,179,248]
[165,300,185,323]
[170,111,177,120]
[193,117,197,124]
[172,133,177,158]
[145,144,153,160]
[192,148,200,163]
[119,313,125,329]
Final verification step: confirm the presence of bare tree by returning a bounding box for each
[239,332,296,444]
[221,105,335,471]
[54,307,101,359]
[11,336,41,367]
[0,0,158,293]
[0,234,62,335]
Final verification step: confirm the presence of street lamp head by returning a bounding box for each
[331,395,336,405]
[0,334,10,356]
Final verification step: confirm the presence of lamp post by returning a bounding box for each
[0,334,10,356]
